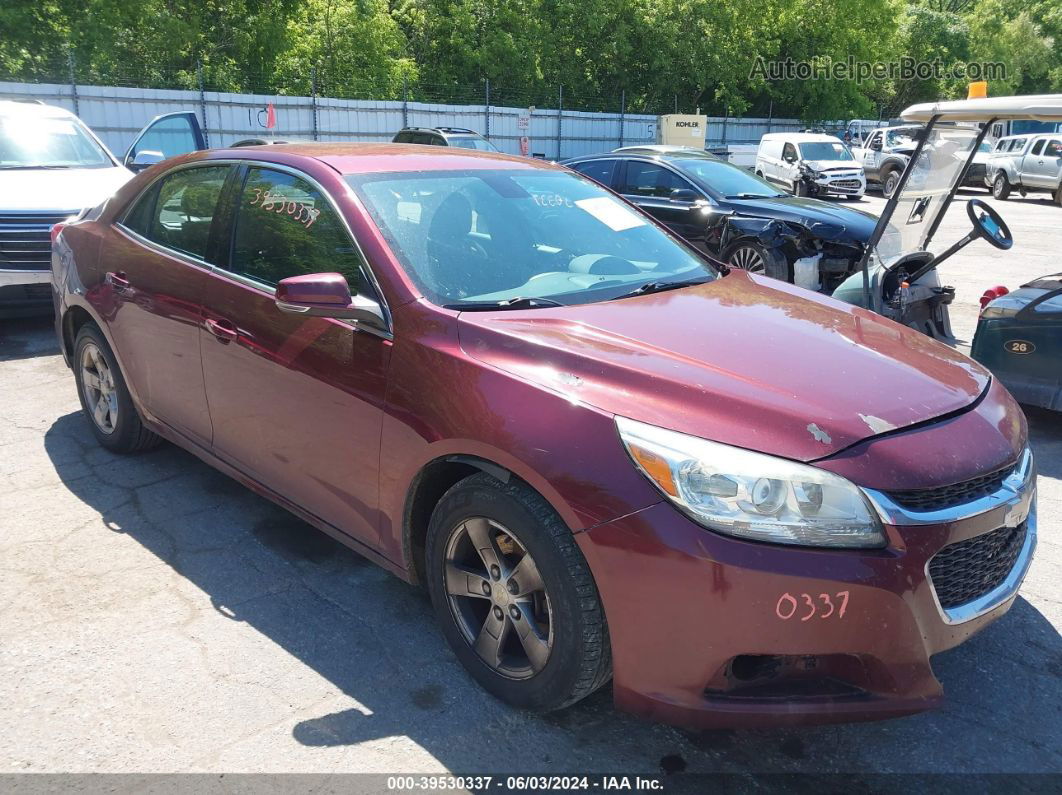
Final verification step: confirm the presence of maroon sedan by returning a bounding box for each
[51,144,1037,727]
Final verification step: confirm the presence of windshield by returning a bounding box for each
[886,127,924,150]
[799,141,854,161]
[447,136,498,152]
[348,169,715,307]
[670,157,785,198]
[875,125,981,266]
[0,113,112,169]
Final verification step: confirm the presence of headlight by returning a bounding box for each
[616,416,885,548]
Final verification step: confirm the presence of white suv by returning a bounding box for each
[756,132,866,199]
[0,100,132,316]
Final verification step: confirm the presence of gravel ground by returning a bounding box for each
[0,187,1059,781]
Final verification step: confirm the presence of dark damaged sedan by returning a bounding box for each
[564,147,877,293]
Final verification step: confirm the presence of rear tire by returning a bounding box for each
[1054,183,1061,207]
[993,173,1012,200]
[73,323,161,454]
[425,473,611,712]
[881,168,901,199]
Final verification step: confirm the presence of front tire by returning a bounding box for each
[993,173,1012,200]
[425,473,611,712]
[73,323,161,453]
[726,240,791,282]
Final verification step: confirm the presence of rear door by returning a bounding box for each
[101,162,233,446]
[198,163,391,548]
[124,112,206,171]
[1024,138,1061,189]
[568,158,620,189]
[861,130,882,179]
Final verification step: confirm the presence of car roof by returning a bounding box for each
[0,99,77,119]
[397,126,482,136]
[205,142,556,175]
[760,133,842,143]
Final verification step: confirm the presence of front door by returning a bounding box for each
[618,161,710,251]
[100,163,232,446]
[199,164,390,547]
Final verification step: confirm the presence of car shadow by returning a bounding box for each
[42,410,1062,775]
[0,315,59,361]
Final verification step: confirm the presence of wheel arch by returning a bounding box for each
[61,304,98,363]
[403,454,521,586]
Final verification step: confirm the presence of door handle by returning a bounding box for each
[205,317,238,342]
[106,271,130,290]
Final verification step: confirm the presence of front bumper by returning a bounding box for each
[0,269,53,314]
[807,172,866,196]
[578,452,1036,728]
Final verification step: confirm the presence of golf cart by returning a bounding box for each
[832,94,1062,342]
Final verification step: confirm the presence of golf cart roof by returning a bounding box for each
[901,94,1062,123]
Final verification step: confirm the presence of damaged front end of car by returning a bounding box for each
[721,216,866,294]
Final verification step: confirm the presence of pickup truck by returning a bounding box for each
[986,133,1062,206]
[850,124,924,198]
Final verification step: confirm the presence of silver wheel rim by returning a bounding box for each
[444,517,553,680]
[730,245,766,274]
[884,173,899,197]
[80,343,118,434]
[994,176,1005,197]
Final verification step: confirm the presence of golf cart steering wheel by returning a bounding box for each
[966,199,1013,250]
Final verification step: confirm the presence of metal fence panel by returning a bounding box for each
[1,80,810,159]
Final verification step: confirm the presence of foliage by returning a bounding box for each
[0,0,1058,121]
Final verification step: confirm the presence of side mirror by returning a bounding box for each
[127,150,165,171]
[669,188,699,202]
[783,154,796,163]
[275,272,386,328]
[869,140,882,151]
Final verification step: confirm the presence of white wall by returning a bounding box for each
[1,80,812,159]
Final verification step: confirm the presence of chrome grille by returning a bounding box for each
[929,522,1027,609]
[885,464,1014,512]
[0,212,72,270]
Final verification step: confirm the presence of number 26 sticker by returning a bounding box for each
[775,591,849,621]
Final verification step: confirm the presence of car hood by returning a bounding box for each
[725,196,878,242]
[803,159,863,172]
[0,166,132,212]
[459,271,990,462]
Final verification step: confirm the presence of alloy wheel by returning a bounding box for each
[444,517,553,679]
[883,171,900,198]
[729,245,766,274]
[80,342,118,434]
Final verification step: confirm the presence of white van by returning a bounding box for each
[756,132,866,199]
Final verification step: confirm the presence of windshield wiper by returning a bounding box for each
[610,278,711,300]
[728,192,785,199]
[445,296,566,311]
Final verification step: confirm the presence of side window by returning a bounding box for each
[1011,139,1026,152]
[1031,140,1045,156]
[411,133,436,145]
[130,114,200,160]
[229,167,370,296]
[782,143,798,162]
[867,133,880,149]
[1046,139,1062,157]
[122,182,161,237]
[621,162,694,198]
[571,159,617,187]
[393,131,413,144]
[126,166,229,260]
